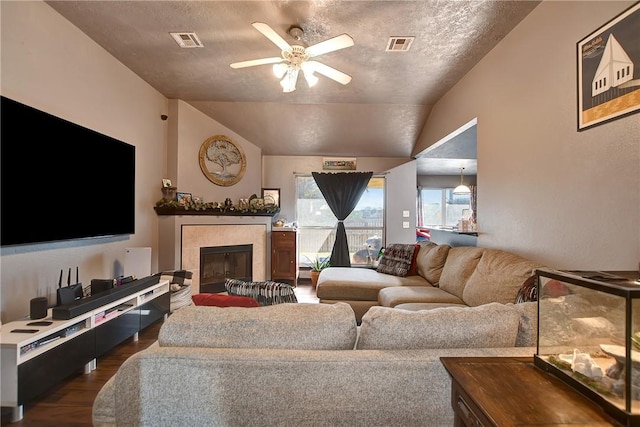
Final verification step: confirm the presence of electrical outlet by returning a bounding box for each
[402,221,410,229]
[402,210,410,217]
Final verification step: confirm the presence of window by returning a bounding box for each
[296,176,385,266]
[418,188,471,228]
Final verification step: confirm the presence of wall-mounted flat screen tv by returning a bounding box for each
[1,96,135,246]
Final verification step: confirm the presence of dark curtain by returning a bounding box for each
[312,171,373,267]
[469,184,477,225]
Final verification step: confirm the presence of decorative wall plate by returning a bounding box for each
[198,135,246,186]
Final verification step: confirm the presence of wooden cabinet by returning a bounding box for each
[271,229,298,286]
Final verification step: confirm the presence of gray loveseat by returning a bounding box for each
[316,242,543,322]
[93,301,537,426]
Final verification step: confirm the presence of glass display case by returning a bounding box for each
[535,268,640,427]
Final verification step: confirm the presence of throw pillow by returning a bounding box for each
[515,275,538,303]
[160,269,193,286]
[158,302,358,350]
[376,244,419,277]
[225,278,298,306]
[192,293,259,308]
[356,303,520,350]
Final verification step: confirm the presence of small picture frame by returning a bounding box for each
[261,188,280,206]
[176,192,192,206]
[162,178,172,188]
[322,157,357,171]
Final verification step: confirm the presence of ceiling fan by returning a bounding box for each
[230,22,354,93]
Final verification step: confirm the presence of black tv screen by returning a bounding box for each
[1,96,135,246]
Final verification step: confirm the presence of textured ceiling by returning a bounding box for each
[46,0,540,174]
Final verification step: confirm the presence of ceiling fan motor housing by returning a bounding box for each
[283,45,309,67]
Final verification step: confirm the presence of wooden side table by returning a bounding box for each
[440,357,621,427]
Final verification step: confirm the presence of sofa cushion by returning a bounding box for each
[462,249,541,306]
[316,267,426,301]
[225,278,298,306]
[378,285,464,307]
[393,302,466,311]
[158,303,358,350]
[192,293,259,307]
[415,242,450,286]
[376,243,419,277]
[438,247,484,300]
[356,303,520,350]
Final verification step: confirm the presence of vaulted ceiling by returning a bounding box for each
[46,1,540,174]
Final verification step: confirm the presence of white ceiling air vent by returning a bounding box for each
[170,32,203,48]
[386,36,414,52]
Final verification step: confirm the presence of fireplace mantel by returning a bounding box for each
[154,206,278,216]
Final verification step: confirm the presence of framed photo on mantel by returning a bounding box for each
[261,188,280,207]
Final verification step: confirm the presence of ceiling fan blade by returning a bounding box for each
[230,57,283,69]
[252,22,291,52]
[307,61,352,85]
[305,34,354,57]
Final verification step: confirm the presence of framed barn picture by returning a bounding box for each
[577,2,640,130]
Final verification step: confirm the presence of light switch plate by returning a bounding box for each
[402,210,410,217]
[402,221,410,229]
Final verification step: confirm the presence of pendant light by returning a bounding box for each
[453,167,471,195]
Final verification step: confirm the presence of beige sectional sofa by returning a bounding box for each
[93,302,538,426]
[316,242,543,322]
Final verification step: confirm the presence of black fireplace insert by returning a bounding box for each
[199,244,253,293]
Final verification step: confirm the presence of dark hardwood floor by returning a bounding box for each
[1,320,163,427]
[1,283,318,426]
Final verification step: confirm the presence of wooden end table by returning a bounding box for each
[440,356,621,427]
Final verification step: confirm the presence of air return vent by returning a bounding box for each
[386,36,414,52]
[170,32,203,48]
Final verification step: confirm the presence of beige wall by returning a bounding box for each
[414,1,639,270]
[0,2,168,323]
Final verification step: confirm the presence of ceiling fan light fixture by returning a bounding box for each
[280,67,299,92]
[301,62,318,87]
[273,63,288,78]
[453,167,471,195]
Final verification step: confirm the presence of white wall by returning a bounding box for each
[0,1,168,322]
[414,1,639,270]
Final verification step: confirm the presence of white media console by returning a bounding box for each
[0,278,170,422]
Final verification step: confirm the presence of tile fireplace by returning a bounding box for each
[179,223,269,296]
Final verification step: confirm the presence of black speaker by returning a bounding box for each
[30,297,48,319]
[91,279,114,296]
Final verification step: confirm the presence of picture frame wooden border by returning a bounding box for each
[577,2,640,131]
[322,157,357,171]
[261,188,280,207]
[198,135,247,186]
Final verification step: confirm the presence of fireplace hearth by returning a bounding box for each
[200,244,253,293]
